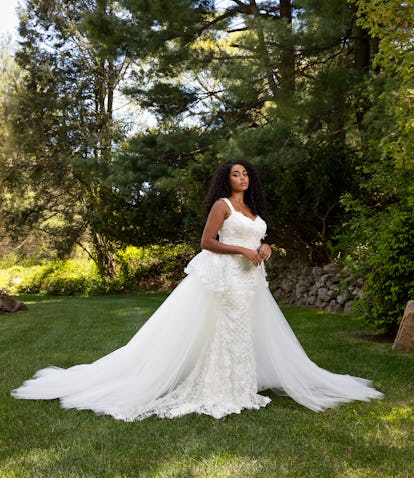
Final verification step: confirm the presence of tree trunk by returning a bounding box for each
[353,23,371,71]
[352,12,378,141]
[93,232,117,278]
[279,0,295,93]
[249,0,279,98]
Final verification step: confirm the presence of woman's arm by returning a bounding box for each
[200,200,263,266]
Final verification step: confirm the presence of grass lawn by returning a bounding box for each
[1,292,413,477]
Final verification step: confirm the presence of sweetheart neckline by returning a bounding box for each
[236,211,258,222]
[221,198,260,222]
[227,210,259,222]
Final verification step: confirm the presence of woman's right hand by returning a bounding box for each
[241,247,263,266]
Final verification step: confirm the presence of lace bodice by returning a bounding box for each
[184,198,267,294]
[218,198,267,250]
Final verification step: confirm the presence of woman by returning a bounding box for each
[12,160,383,420]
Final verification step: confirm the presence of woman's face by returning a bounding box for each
[229,164,249,193]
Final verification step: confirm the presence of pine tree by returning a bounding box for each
[91,0,374,262]
[6,0,129,275]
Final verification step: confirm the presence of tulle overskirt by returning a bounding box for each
[12,269,383,420]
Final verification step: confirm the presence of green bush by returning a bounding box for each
[13,259,99,295]
[115,243,194,290]
[354,208,414,335]
[0,244,194,296]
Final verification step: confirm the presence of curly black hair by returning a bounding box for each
[204,159,267,218]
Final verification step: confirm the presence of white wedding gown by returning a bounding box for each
[12,198,383,420]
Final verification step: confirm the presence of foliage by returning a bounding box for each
[115,243,194,289]
[354,0,414,168]
[0,260,111,296]
[366,211,414,333]
[86,0,374,263]
[2,0,390,264]
[0,244,194,296]
[1,0,413,333]
[1,0,129,276]
[336,1,414,334]
[108,129,216,247]
[2,295,413,477]
[345,205,414,335]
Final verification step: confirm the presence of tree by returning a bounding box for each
[0,35,31,259]
[338,0,414,334]
[6,0,410,300]
[90,0,374,262]
[4,0,129,275]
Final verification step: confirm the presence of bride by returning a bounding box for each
[12,160,383,420]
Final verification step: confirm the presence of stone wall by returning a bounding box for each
[266,259,363,314]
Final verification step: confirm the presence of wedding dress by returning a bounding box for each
[12,198,383,420]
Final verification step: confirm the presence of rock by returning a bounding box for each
[312,266,323,277]
[393,300,414,351]
[320,274,329,284]
[327,300,342,313]
[315,298,328,308]
[317,287,329,301]
[323,263,342,274]
[280,279,292,291]
[344,302,353,314]
[0,293,27,314]
[296,284,308,295]
[355,289,364,299]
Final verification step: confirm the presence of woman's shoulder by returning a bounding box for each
[210,198,231,217]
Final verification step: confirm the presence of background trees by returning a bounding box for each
[90,0,377,262]
[1,0,412,333]
[338,0,414,334]
[1,0,129,275]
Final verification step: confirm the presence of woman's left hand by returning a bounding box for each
[259,243,272,262]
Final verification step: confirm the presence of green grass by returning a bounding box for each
[1,293,413,477]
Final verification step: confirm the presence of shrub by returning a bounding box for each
[0,264,46,295]
[0,244,195,296]
[115,243,194,290]
[354,208,414,335]
[14,260,98,295]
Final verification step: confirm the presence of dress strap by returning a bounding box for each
[221,197,235,213]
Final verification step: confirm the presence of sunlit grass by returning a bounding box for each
[1,293,413,477]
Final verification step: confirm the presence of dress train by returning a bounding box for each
[11,271,383,419]
[12,198,383,419]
